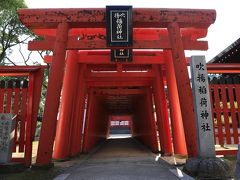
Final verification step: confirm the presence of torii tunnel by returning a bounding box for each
[18,8,216,166]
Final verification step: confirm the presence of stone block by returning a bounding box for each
[0,113,16,163]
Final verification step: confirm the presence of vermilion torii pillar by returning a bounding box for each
[153,65,173,154]
[164,50,187,155]
[53,50,80,160]
[168,22,198,157]
[69,64,86,156]
[36,23,69,166]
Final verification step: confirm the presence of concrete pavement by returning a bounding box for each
[53,137,194,180]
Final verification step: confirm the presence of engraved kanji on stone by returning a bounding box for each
[196,63,205,70]
[200,110,209,119]
[200,97,208,107]
[201,122,211,132]
[198,86,207,94]
[197,73,206,82]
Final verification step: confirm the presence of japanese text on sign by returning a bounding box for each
[190,56,215,158]
[106,6,132,47]
[111,11,128,42]
[193,61,212,132]
[0,121,10,152]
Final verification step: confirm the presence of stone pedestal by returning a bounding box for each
[0,113,16,163]
[183,157,234,179]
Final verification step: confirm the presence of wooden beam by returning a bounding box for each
[207,63,240,73]
[34,28,208,41]
[86,72,155,78]
[0,66,47,73]
[18,8,216,29]
[44,51,191,65]
[29,37,208,51]
[93,88,146,95]
[87,81,152,87]
[86,77,153,82]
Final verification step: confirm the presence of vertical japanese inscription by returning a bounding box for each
[106,6,133,47]
[111,11,128,42]
[190,56,215,158]
[0,113,16,163]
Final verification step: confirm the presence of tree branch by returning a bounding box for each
[5,56,17,66]
[18,43,33,65]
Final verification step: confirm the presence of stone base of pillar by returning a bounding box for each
[0,162,25,173]
[183,157,234,179]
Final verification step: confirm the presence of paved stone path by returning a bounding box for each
[54,137,194,180]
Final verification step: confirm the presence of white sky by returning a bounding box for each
[23,0,240,63]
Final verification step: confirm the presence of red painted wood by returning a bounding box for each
[209,87,217,144]
[0,66,47,72]
[53,50,81,159]
[31,69,44,139]
[228,85,239,144]
[43,61,240,73]
[0,66,45,166]
[6,89,13,113]
[216,150,238,155]
[24,73,35,167]
[94,89,146,95]
[167,22,197,157]
[153,65,173,154]
[34,28,207,40]
[13,89,21,115]
[0,95,3,113]
[164,50,187,155]
[0,73,29,76]
[82,89,94,153]
[87,81,152,87]
[29,38,208,51]
[12,84,21,152]
[146,88,159,152]
[83,94,108,152]
[69,64,86,156]
[213,86,224,145]
[36,22,69,166]
[235,86,240,138]
[18,8,216,29]
[207,64,240,74]
[220,86,232,144]
[87,72,155,78]
[19,86,28,152]
[133,93,158,151]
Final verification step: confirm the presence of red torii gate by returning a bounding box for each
[18,8,216,166]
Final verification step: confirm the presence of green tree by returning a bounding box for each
[0,0,34,65]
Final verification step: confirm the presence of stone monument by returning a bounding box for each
[183,56,233,179]
[0,113,16,163]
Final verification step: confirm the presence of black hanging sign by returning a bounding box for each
[111,49,132,62]
[106,6,133,47]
